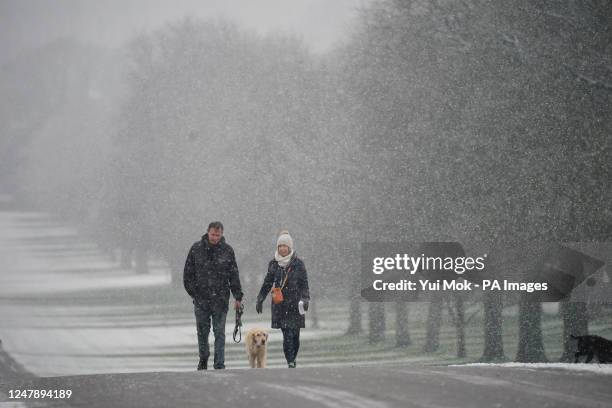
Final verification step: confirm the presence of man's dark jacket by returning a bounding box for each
[183,234,243,312]
[257,254,310,329]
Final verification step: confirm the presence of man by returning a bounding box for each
[184,221,243,370]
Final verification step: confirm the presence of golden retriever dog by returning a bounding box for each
[246,327,268,368]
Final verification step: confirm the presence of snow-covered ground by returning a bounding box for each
[0,212,171,295]
[0,210,346,376]
[452,362,612,375]
[2,209,610,379]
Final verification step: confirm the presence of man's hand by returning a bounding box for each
[235,300,242,311]
[256,299,263,314]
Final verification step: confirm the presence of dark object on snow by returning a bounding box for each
[282,327,301,365]
[257,254,310,329]
[197,358,207,371]
[233,302,244,343]
[257,254,309,366]
[194,303,228,369]
[572,334,612,363]
[185,232,243,370]
[183,233,243,312]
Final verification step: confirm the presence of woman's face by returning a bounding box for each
[278,244,290,257]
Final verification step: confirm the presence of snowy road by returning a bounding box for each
[3,364,612,408]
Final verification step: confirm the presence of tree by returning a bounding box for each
[560,301,588,362]
[481,290,505,362]
[369,302,386,343]
[395,301,412,347]
[516,295,548,362]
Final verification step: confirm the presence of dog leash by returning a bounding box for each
[233,303,244,343]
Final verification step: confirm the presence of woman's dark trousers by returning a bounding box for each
[281,327,301,363]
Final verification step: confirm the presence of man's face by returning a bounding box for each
[207,228,223,245]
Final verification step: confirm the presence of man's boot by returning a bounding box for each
[197,358,208,371]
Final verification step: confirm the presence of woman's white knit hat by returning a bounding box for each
[276,230,294,251]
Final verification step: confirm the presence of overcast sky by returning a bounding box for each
[0,0,370,63]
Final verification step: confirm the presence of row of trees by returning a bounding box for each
[342,0,612,361]
[358,242,610,363]
[100,19,360,295]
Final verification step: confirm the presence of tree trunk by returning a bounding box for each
[134,247,148,274]
[368,302,385,343]
[455,293,466,358]
[516,295,547,362]
[560,301,588,362]
[347,278,363,335]
[120,246,133,269]
[168,257,183,288]
[395,301,411,347]
[424,293,443,352]
[481,290,505,362]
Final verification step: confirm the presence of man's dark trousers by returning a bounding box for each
[194,301,227,369]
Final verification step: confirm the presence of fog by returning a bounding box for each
[0,0,611,374]
[0,0,364,62]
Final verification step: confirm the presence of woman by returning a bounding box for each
[256,230,310,368]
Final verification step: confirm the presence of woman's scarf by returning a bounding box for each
[275,249,294,268]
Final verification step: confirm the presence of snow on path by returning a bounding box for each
[452,362,612,375]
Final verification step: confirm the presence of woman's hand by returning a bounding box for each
[256,298,263,314]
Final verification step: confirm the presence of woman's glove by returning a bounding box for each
[256,298,263,314]
[302,300,309,311]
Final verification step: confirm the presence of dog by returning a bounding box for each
[245,327,268,368]
[571,334,612,363]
